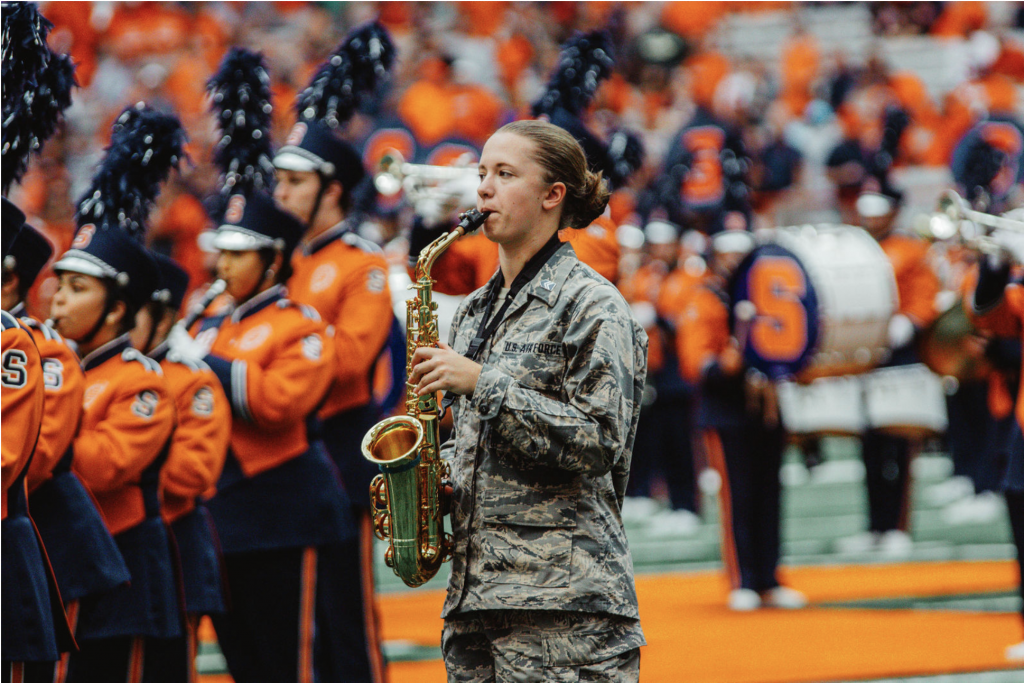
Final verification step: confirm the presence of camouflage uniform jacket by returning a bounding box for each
[441,242,649,619]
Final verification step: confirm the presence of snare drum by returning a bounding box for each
[862,363,949,440]
[730,225,898,380]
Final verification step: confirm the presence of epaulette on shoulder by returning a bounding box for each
[19,316,62,342]
[278,299,323,322]
[342,231,385,256]
[1,310,19,331]
[121,347,164,375]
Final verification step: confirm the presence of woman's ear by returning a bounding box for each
[105,299,127,329]
[542,181,567,211]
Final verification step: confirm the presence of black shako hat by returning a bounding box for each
[150,251,190,310]
[4,221,53,288]
[202,190,305,258]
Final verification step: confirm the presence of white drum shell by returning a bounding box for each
[764,225,898,379]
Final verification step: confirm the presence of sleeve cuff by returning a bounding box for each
[471,363,512,420]
[204,354,252,422]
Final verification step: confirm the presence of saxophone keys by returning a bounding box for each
[370,475,388,509]
[374,512,391,541]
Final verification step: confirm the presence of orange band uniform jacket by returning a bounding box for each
[289,222,391,418]
[73,335,175,536]
[1,311,45,519]
[199,286,337,477]
[676,284,731,386]
[430,215,622,296]
[155,349,230,523]
[879,233,941,329]
[970,279,1024,430]
[12,311,86,492]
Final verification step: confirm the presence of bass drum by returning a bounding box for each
[730,224,898,381]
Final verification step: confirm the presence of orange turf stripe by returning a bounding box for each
[10,662,24,683]
[359,510,388,683]
[298,546,318,683]
[127,637,144,683]
[703,430,741,590]
[372,561,1021,683]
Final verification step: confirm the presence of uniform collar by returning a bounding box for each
[303,218,356,256]
[8,302,26,317]
[474,241,578,313]
[517,241,578,308]
[231,284,285,323]
[82,333,131,371]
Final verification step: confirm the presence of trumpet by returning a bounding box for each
[917,190,1024,252]
[374,150,479,202]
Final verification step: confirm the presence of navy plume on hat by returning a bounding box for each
[2,1,78,193]
[53,103,184,309]
[207,47,276,197]
[5,223,53,288]
[274,21,396,192]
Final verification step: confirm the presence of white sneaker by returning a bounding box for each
[877,530,913,558]
[942,491,1005,526]
[834,531,879,554]
[1006,640,1024,661]
[923,476,974,508]
[728,588,761,611]
[762,586,807,609]
[698,468,722,495]
[620,496,661,523]
[647,509,701,537]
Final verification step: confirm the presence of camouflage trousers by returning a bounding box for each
[441,610,643,683]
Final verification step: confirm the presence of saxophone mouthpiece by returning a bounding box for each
[458,208,491,233]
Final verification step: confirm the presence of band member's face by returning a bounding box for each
[50,272,107,341]
[274,168,322,225]
[477,132,557,248]
[216,250,266,300]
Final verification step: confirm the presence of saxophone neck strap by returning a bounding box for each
[441,232,562,416]
[466,232,562,363]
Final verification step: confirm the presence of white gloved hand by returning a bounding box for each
[438,172,480,210]
[166,324,211,363]
[887,313,915,349]
[988,229,1024,265]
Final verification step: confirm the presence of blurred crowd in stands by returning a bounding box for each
[7,1,1024,319]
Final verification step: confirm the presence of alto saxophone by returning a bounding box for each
[361,208,490,588]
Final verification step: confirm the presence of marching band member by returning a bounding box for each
[267,26,396,682]
[173,190,354,683]
[621,220,701,535]
[6,223,132,683]
[2,202,71,681]
[968,211,1024,661]
[50,106,187,682]
[409,120,648,682]
[132,252,231,682]
[838,179,941,556]
[677,230,807,611]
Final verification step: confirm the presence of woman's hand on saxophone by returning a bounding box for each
[410,341,482,396]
